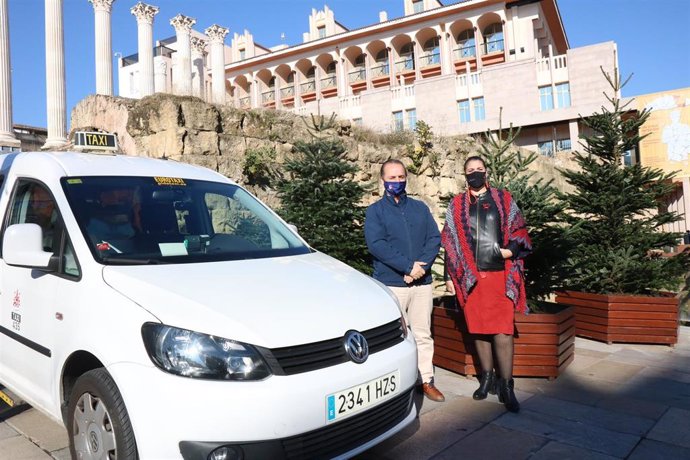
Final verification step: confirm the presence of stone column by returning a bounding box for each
[154,58,167,92]
[0,0,19,149]
[204,24,229,105]
[43,0,68,149]
[131,2,158,97]
[89,0,115,95]
[190,36,206,99]
[170,14,196,96]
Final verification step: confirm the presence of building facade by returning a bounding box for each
[118,0,619,155]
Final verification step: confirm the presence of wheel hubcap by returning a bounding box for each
[73,393,117,460]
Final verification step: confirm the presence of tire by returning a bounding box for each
[67,368,138,460]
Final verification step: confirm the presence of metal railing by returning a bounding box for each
[419,52,440,67]
[239,96,250,108]
[300,80,316,93]
[395,57,414,72]
[370,63,389,77]
[280,86,295,98]
[261,90,275,103]
[320,75,337,89]
[348,68,366,83]
[453,44,476,60]
[483,39,504,54]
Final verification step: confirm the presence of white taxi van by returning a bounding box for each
[0,151,418,459]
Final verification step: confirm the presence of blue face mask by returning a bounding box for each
[384,181,407,197]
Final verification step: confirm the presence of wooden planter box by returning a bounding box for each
[432,297,576,379]
[554,290,679,346]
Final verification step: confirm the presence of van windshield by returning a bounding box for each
[61,176,311,264]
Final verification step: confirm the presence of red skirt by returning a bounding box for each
[463,270,515,334]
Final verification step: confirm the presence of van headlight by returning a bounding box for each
[141,323,271,381]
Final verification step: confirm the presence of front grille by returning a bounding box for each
[261,319,405,375]
[282,388,414,459]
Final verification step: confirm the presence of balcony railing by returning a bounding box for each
[483,39,504,55]
[239,96,250,108]
[300,79,316,93]
[280,86,295,98]
[395,57,414,73]
[348,68,366,83]
[453,44,476,60]
[419,52,440,67]
[321,75,337,89]
[261,90,275,103]
[456,71,481,87]
[370,63,389,77]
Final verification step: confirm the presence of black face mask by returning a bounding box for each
[466,171,486,189]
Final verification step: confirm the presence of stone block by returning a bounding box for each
[5,408,68,452]
[647,407,690,449]
[494,408,640,457]
[136,129,184,158]
[628,439,690,460]
[183,130,220,156]
[180,99,220,131]
[434,424,548,460]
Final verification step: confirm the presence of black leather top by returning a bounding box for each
[469,191,505,271]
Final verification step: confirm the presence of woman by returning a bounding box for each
[442,156,531,412]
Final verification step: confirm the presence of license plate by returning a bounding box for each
[326,370,400,423]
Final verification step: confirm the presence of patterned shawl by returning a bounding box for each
[441,187,532,313]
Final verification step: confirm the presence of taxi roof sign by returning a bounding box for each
[74,131,118,151]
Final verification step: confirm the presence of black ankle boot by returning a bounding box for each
[497,378,520,413]
[472,370,496,400]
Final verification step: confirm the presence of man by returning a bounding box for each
[364,159,444,402]
[27,185,57,251]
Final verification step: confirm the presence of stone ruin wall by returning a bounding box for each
[69,93,578,222]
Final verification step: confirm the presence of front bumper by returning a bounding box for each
[108,333,417,459]
[179,388,415,459]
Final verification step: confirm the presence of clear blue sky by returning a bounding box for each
[7,0,690,128]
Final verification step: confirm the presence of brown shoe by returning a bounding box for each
[422,381,445,402]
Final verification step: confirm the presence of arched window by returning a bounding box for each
[322,61,337,88]
[354,54,366,68]
[457,29,476,58]
[268,76,276,89]
[375,49,388,63]
[422,37,440,65]
[350,54,367,82]
[302,66,316,93]
[398,43,415,71]
[483,23,504,54]
[373,49,389,76]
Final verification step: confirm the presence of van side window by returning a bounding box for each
[8,180,80,278]
[9,182,58,252]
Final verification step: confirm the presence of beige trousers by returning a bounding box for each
[389,284,434,383]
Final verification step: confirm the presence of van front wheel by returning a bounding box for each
[67,368,138,460]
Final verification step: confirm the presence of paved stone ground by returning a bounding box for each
[1,327,689,459]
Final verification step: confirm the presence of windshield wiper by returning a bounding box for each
[100,257,162,265]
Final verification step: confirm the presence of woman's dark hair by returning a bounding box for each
[380,159,407,178]
[463,155,487,173]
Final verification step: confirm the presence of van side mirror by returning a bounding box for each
[3,223,55,270]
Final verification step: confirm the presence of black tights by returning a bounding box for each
[474,333,514,379]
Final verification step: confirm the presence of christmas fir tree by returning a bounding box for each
[559,69,689,294]
[277,114,371,274]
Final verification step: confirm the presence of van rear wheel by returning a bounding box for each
[67,368,138,460]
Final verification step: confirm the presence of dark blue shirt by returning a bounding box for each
[364,193,441,287]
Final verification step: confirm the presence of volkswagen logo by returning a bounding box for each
[343,330,369,364]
